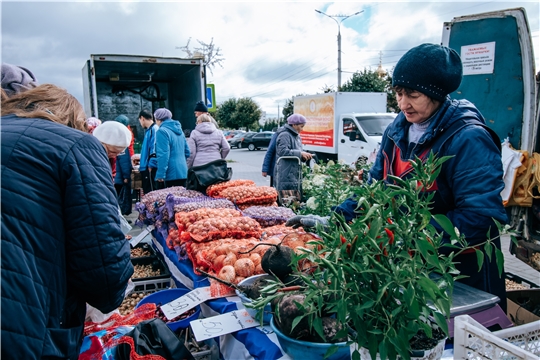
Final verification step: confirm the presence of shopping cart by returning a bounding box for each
[274,156,303,206]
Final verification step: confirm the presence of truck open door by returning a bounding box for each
[442,7,539,271]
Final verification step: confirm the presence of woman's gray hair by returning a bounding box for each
[197,114,214,124]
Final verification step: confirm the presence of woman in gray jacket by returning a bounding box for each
[187,114,230,168]
[274,114,312,192]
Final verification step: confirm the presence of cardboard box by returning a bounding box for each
[506,289,540,325]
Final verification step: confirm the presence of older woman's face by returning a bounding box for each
[396,89,440,124]
[292,123,305,133]
[102,143,126,158]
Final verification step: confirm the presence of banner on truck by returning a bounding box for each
[295,94,334,147]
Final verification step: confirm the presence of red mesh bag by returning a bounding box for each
[221,186,277,206]
[206,179,256,198]
[186,237,263,275]
[185,217,262,242]
[83,303,157,336]
[174,208,242,232]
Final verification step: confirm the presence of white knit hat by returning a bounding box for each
[93,121,132,148]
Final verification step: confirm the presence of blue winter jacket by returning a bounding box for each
[262,131,278,176]
[335,98,508,246]
[114,150,133,184]
[1,115,133,359]
[155,119,190,181]
[139,123,158,172]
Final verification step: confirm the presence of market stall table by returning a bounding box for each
[150,229,512,359]
[150,229,293,360]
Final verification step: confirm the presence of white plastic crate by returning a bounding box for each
[454,315,540,359]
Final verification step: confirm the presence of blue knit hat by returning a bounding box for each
[392,43,463,101]
[114,114,129,126]
[194,100,208,112]
[154,108,172,120]
[287,114,307,125]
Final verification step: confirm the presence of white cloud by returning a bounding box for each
[2,1,538,119]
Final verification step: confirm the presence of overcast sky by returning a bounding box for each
[2,1,539,119]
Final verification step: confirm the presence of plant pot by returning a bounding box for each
[270,317,351,360]
[358,337,446,360]
[235,274,273,324]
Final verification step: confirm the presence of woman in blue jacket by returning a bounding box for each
[154,108,191,188]
[1,84,133,359]
[288,44,508,311]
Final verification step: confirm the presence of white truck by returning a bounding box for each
[293,92,394,165]
[82,54,207,143]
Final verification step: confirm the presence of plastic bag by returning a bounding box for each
[118,207,132,235]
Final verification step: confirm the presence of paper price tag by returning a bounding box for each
[130,225,154,247]
[190,309,259,342]
[161,287,212,320]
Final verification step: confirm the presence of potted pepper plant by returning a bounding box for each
[249,154,505,360]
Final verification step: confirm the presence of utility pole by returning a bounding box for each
[315,9,363,89]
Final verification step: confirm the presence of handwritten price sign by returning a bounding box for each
[160,287,212,320]
[190,310,260,341]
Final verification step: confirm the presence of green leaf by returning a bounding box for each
[432,214,459,240]
[433,311,449,337]
[324,345,339,359]
[352,350,360,360]
[290,315,304,332]
[484,241,493,262]
[510,235,519,246]
[495,248,505,278]
[313,317,325,342]
[475,249,484,271]
[358,300,375,311]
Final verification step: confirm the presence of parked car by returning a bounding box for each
[241,131,274,151]
[228,132,252,149]
[225,130,245,139]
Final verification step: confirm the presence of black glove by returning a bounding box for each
[285,215,330,229]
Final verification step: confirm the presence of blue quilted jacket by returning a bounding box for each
[1,115,134,359]
[155,119,190,180]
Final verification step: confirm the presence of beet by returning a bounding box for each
[275,294,311,340]
[261,244,294,280]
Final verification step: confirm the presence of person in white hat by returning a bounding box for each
[93,121,132,180]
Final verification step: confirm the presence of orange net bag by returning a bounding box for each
[221,186,277,206]
[174,208,242,232]
[185,217,262,242]
[206,179,256,198]
[186,237,265,276]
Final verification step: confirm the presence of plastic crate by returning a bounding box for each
[131,256,171,282]
[454,314,540,359]
[130,242,156,260]
[506,272,539,289]
[132,277,171,292]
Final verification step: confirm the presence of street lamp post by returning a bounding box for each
[315,9,363,89]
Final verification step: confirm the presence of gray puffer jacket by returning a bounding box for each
[187,122,230,168]
[274,124,303,190]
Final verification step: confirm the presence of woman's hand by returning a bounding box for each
[262,172,267,177]
[301,152,313,161]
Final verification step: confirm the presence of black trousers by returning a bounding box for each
[140,168,157,195]
[114,182,132,215]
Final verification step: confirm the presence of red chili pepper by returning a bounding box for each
[375,254,381,262]
[385,228,395,245]
[340,234,346,244]
[346,243,352,255]
[387,218,393,225]
[383,248,388,257]
[408,249,414,257]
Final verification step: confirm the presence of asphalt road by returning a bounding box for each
[226,146,269,186]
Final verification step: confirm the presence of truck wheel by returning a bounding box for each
[248,143,256,151]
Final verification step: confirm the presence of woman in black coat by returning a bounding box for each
[1,84,133,359]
